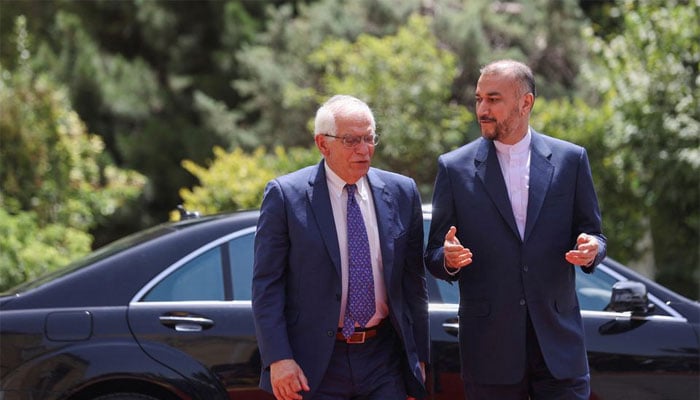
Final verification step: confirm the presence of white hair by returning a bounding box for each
[313,95,376,137]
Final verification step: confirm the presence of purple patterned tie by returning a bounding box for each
[342,184,376,339]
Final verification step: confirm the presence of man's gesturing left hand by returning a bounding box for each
[565,233,599,267]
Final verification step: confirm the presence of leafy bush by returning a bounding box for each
[0,17,146,291]
[176,146,320,217]
[0,209,92,290]
[532,97,644,265]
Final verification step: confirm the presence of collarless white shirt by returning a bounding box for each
[494,129,532,240]
[324,164,388,328]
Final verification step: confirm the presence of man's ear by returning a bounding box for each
[315,134,329,157]
[521,92,535,115]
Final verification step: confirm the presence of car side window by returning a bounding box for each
[434,279,460,304]
[142,248,225,301]
[575,267,617,311]
[228,233,255,301]
[430,268,624,310]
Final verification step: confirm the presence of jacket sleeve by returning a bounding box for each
[574,148,607,274]
[252,179,294,368]
[405,179,431,362]
[425,157,461,282]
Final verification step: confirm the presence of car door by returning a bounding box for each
[422,215,463,399]
[576,264,699,400]
[426,263,700,400]
[128,227,274,400]
[426,275,462,400]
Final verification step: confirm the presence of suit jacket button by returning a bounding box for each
[523,265,529,272]
[520,299,526,306]
[327,330,335,337]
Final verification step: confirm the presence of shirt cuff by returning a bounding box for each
[444,261,460,276]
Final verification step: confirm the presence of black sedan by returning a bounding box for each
[1,210,698,400]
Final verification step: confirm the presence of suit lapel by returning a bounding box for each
[475,139,520,240]
[524,132,554,242]
[367,169,397,286]
[306,160,342,277]
[306,165,401,283]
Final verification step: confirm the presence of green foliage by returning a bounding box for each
[0,16,145,291]
[45,11,162,121]
[0,209,92,290]
[37,6,217,222]
[1,0,594,231]
[1,1,266,229]
[2,91,144,217]
[224,0,594,199]
[233,0,423,152]
[176,146,319,217]
[233,0,591,153]
[532,97,644,264]
[0,67,146,229]
[582,0,700,297]
[299,14,473,194]
[432,0,588,102]
[1,0,696,298]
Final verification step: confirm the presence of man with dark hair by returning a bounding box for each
[426,60,606,399]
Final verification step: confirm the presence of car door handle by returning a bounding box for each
[159,314,214,332]
[442,321,459,336]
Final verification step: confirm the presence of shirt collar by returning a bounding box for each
[494,127,532,155]
[324,163,369,200]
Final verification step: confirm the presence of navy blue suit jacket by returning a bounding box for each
[252,160,429,398]
[425,131,606,385]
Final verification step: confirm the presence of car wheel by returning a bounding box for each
[92,394,160,400]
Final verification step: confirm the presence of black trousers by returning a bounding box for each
[463,314,590,400]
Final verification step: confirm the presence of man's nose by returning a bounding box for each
[354,141,371,154]
[476,102,488,116]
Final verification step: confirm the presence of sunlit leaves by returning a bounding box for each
[302,14,473,192]
[582,0,699,295]
[176,146,319,218]
[0,18,145,291]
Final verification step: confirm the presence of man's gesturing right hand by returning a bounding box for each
[444,226,473,269]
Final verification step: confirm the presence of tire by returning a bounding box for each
[92,394,160,400]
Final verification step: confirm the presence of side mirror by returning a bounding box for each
[605,281,655,315]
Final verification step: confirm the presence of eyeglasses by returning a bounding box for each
[322,134,380,148]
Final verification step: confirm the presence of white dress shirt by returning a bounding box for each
[324,164,388,328]
[445,129,533,275]
[494,129,532,240]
